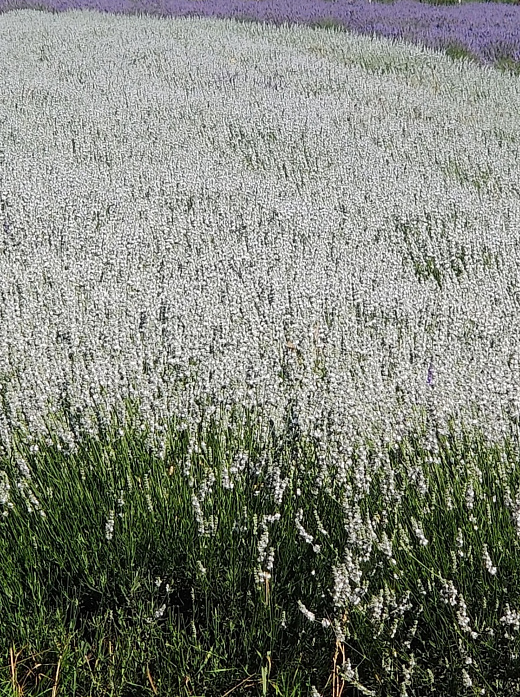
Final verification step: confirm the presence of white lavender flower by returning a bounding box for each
[0,470,11,507]
[105,510,115,541]
[465,483,475,511]
[439,578,459,607]
[461,669,472,688]
[482,544,497,576]
[411,517,428,546]
[297,600,316,623]
[500,604,520,632]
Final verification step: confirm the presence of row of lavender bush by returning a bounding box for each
[0,0,520,70]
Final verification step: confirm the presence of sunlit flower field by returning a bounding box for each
[0,3,520,695]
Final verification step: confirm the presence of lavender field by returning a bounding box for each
[0,3,520,697]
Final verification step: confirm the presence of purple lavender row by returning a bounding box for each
[0,0,519,69]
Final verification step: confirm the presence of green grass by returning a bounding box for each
[1,393,520,696]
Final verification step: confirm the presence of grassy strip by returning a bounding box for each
[0,397,520,695]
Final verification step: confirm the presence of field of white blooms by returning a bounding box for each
[1,9,520,696]
[0,9,519,457]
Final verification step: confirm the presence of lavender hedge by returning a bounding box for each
[0,0,519,69]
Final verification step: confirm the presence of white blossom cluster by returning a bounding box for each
[332,552,368,609]
[297,599,316,622]
[0,11,518,463]
[105,509,115,541]
[500,603,520,634]
[254,512,280,587]
[482,543,497,576]
[439,577,478,639]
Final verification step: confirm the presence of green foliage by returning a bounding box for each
[309,18,346,33]
[495,56,520,76]
[0,401,520,695]
[443,41,479,64]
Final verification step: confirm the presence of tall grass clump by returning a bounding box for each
[1,7,520,696]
